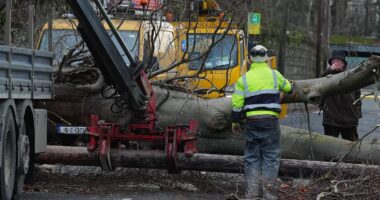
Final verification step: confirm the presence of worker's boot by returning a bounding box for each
[245,181,260,199]
[262,183,277,200]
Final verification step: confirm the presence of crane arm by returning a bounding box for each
[66,0,147,111]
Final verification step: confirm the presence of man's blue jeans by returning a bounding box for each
[244,118,281,197]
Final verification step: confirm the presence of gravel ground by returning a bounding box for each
[17,164,380,200]
[19,165,246,200]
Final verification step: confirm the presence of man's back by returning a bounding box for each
[240,62,291,92]
[245,63,277,91]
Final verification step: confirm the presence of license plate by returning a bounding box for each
[56,125,87,135]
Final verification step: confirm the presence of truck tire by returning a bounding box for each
[23,121,34,184]
[15,100,34,186]
[0,109,17,200]
[15,125,30,194]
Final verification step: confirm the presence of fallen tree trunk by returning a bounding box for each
[35,56,380,164]
[197,126,380,165]
[283,55,380,103]
[37,56,380,126]
[36,146,380,176]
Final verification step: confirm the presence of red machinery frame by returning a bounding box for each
[87,72,198,172]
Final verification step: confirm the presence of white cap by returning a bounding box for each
[250,45,269,63]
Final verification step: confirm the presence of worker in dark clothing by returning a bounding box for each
[320,50,362,141]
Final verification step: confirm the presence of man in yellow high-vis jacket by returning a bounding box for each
[231,45,292,199]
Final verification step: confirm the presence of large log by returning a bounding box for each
[36,146,380,176]
[283,55,380,103]
[197,126,380,165]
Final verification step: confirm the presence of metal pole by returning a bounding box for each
[277,0,289,74]
[48,4,53,52]
[315,0,323,77]
[28,4,35,49]
[93,0,136,66]
[322,0,331,71]
[4,0,12,46]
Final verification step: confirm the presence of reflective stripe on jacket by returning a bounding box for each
[231,62,292,122]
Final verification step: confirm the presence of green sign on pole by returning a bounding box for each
[248,12,261,35]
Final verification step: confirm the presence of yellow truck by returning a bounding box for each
[173,22,287,117]
[172,16,249,98]
[37,18,176,69]
[167,1,287,116]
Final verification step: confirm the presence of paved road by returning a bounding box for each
[281,97,380,140]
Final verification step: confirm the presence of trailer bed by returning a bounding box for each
[0,45,53,99]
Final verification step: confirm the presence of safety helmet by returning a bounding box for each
[249,45,269,63]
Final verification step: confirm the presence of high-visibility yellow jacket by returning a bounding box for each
[231,62,292,122]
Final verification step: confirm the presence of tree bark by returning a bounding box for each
[283,55,379,103]
[196,126,380,165]
[36,146,380,176]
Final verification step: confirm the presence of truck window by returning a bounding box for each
[187,34,238,70]
[38,29,139,65]
[38,29,81,64]
[143,30,176,68]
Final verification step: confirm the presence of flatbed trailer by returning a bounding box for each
[0,1,54,199]
[0,46,53,200]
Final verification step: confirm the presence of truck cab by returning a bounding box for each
[166,4,249,99]
[37,18,176,69]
